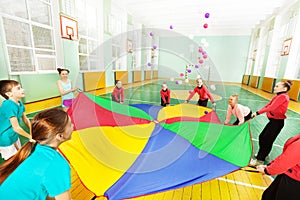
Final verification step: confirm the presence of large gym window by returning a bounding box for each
[0,0,56,74]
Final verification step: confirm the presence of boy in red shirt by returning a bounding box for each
[160,83,170,107]
[111,80,124,103]
[250,80,293,166]
[186,78,216,107]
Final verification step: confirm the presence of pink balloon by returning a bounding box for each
[180,73,184,77]
[199,59,204,64]
[203,23,208,29]
[198,47,203,53]
[203,54,208,59]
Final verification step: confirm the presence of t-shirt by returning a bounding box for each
[0,99,25,146]
[59,79,74,101]
[0,144,71,199]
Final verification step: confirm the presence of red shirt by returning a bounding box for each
[257,93,289,119]
[160,89,170,104]
[266,134,300,182]
[112,87,124,102]
[187,86,214,102]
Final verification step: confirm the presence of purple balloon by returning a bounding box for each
[202,51,207,55]
[187,69,192,73]
[153,45,157,49]
[195,64,199,69]
[147,62,152,66]
[170,25,173,29]
[204,110,209,114]
[175,80,179,84]
[150,32,153,36]
[205,13,210,18]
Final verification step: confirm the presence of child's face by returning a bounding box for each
[10,84,25,99]
[116,81,122,88]
[228,96,237,107]
[196,79,203,87]
[273,82,287,94]
[162,84,167,90]
[62,116,74,141]
[60,71,69,79]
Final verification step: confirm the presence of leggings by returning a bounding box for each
[262,174,300,200]
[233,111,252,125]
[256,118,284,161]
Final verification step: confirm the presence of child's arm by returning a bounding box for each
[167,90,171,104]
[10,117,32,139]
[203,86,215,105]
[224,105,232,124]
[121,88,124,102]
[22,113,31,135]
[186,89,196,103]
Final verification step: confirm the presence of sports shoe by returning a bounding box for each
[249,158,264,166]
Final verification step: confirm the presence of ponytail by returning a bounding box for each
[0,141,36,184]
[283,80,293,92]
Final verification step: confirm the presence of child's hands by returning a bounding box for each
[251,112,257,118]
[212,102,216,107]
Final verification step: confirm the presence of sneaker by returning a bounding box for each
[249,158,264,167]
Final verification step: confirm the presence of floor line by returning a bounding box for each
[217,177,267,190]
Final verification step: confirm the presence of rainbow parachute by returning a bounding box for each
[59,93,252,199]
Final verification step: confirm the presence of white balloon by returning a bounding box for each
[178,80,183,84]
[201,38,207,44]
[170,77,174,81]
[204,42,209,47]
[210,84,216,91]
[185,79,189,83]
[196,75,201,79]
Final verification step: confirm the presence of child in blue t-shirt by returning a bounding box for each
[0,80,32,160]
[0,108,72,199]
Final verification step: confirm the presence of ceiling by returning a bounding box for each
[112,0,298,36]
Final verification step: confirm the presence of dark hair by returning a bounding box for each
[115,80,121,85]
[282,80,293,92]
[0,80,20,99]
[57,68,70,74]
[0,108,69,184]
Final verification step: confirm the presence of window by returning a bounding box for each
[75,0,102,71]
[0,0,56,73]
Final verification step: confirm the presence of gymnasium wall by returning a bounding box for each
[158,35,251,83]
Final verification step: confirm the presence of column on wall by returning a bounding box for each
[284,5,300,79]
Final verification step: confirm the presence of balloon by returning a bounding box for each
[178,80,182,84]
[153,45,157,49]
[170,77,174,81]
[185,79,189,83]
[210,85,216,91]
[195,64,199,69]
[170,25,173,29]
[203,23,208,29]
[149,32,153,37]
[205,13,210,18]
[203,54,208,59]
[199,59,204,64]
[204,111,209,114]
[202,51,207,55]
[198,47,203,53]
[147,62,152,66]
[187,69,192,73]
[196,75,201,79]
[180,73,184,77]
[204,42,209,48]
[175,81,179,84]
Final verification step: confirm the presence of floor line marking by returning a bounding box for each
[217,177,267,190]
